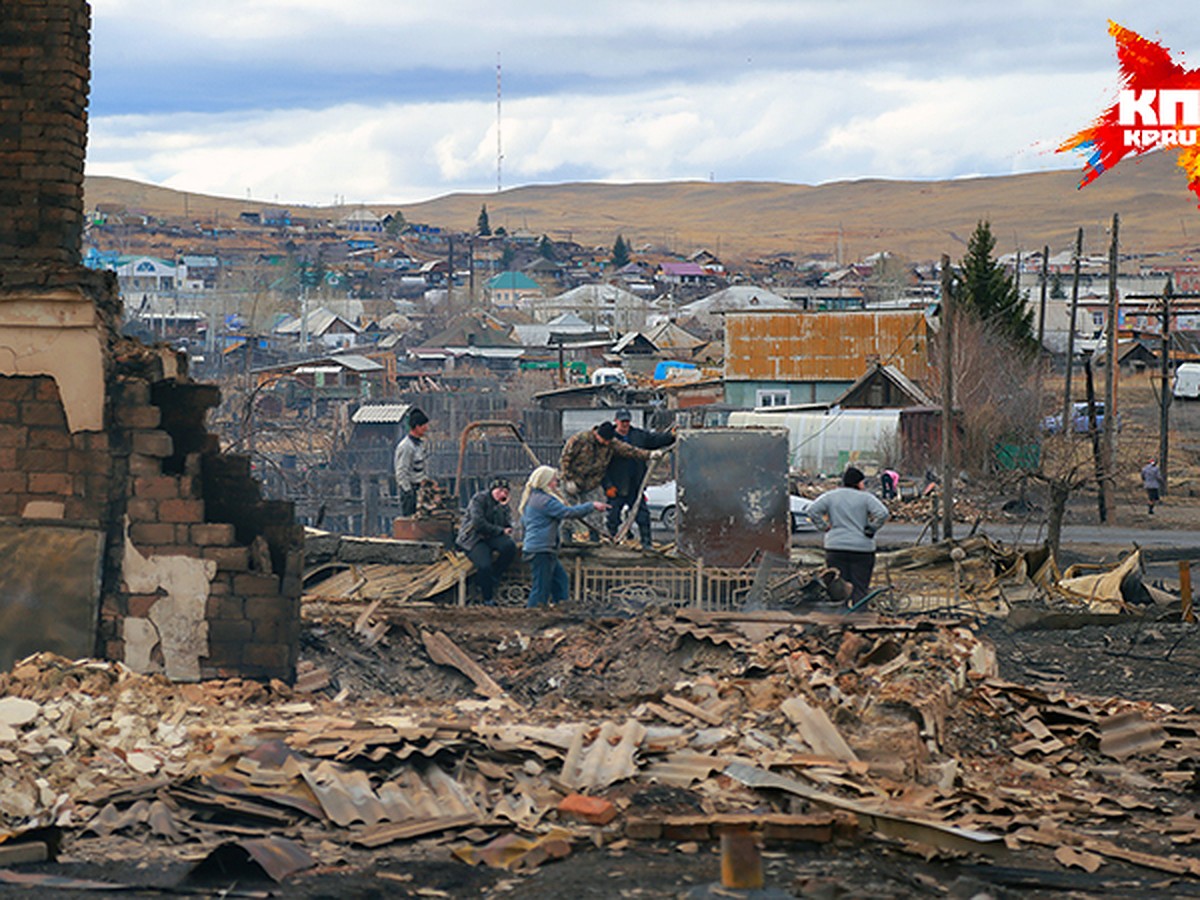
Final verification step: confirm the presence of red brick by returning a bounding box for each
[67,449,108,475]
[134,476,179,500]
[19,448,67,472]
[202,546,250,571]
[158,498,203,523]
[125,497,158,521]
[208,619,253,642]
[206,596,244,619]
[0,472,27,493]
[191,523,236,546]
[558,794,618,826]
[234,574,280,595]
[27,427,70,450]
[33,379,62,403]
[131,430,173,458]
[114,405,161,429]
[128,455,162,477]
[0,424,27,447]
[242,643,290,670]
[127,595,160,618]
[20,401,67,428]
[129,522,174,546]
[28,472,71,494]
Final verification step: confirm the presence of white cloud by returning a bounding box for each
[84,1,1200,202]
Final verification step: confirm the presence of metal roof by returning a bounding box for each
[352,403,411,424]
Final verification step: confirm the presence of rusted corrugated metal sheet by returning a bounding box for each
[724,310,929,382]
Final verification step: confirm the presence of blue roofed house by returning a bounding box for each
[487,271,543,309]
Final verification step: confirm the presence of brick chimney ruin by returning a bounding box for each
[0,0,303,681]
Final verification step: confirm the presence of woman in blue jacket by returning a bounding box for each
[519,465,608,608]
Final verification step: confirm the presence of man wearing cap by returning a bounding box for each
[603,410,676,548]
[806,466,890,604]
[394,407,430,516]
[560,420,661,540]
[456,477,516,605]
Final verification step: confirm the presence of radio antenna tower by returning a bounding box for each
[496,52,503,193]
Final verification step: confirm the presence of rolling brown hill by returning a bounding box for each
[84,151,1200,265]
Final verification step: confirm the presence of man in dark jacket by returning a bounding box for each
[602,410,675,548]
[456,477,516,605]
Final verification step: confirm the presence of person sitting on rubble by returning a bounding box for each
[518,465,609,608]
[456,477,517,606]
[602,409,676,549]
[806,466,890,605]
[394,407,430,517]
[559,420,664,539]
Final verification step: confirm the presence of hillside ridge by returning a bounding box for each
[84,153,1200,264]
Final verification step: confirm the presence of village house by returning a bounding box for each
[722,308,931,408]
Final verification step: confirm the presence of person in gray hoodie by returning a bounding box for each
[806,466,890,604]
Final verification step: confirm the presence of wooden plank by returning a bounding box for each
[662,694,724,726]
[421,629,508,700]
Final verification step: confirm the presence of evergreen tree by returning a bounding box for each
[384,210,407,238]
[956,221,1035,351]
[501,244,515,269]
[477,204,491,236]
[539,235,557,261]
[611,234,630,268]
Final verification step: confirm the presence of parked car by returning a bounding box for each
[1041,401,1118,434]
[643,481,815,532]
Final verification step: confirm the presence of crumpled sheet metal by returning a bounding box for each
[559,719,646,791]
[452,828,573,870]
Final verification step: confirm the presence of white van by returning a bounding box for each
[1173,363,1200,399]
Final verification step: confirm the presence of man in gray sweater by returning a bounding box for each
[806,466,890,604]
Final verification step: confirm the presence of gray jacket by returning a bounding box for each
[806,487,890,552]
[393,434,426,492]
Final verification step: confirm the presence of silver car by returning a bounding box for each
[643,481,815,532]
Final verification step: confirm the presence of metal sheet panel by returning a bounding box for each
[676,428,789,567]
[0,524,103,671]
[724,310,928,382]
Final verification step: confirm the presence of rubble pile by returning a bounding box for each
[1,607,1198,888]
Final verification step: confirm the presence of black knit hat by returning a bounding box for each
[408,407,429,428]
[489,476,510,491]
[596,421,617,441]
[842,466,865,487]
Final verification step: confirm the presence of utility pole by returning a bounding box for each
[1062,228,1083,426]
[940,254,955,543]
[1037,244,1049,352]
[1102,214,1119,521]
[1159,277,1173,494]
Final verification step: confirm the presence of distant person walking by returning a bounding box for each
[518,466,609,608]
[1141,457,1164,515]
[806,466,891,604]
[880,468,900,501]
[394,407,430,516]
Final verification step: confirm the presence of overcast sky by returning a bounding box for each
[84,1,1200,207]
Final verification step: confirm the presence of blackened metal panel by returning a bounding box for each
[676,428,790,567]
[0,524,103,671]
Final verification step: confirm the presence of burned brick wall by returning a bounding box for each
[0,0,90,278]
[0,0,303,682]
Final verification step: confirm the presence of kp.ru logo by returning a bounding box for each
[1059,21,1200,204]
